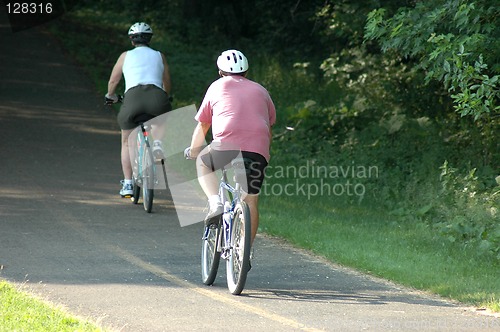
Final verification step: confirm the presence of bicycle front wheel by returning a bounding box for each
[226,201,251,295]
[142,146,154,213]
[201,221,221,285]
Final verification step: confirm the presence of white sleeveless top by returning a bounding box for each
[122,46,164,92]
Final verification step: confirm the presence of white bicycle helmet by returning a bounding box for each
[128,22,153,44]
[217,50,249,74]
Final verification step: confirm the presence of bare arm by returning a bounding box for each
[107,52,127,96]
[161,53,172,95]
[189,122,211,157]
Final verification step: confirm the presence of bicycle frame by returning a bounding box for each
[219,169,241,259]
[135,124,152,184]
[200,157,251,294]
[201,168,241,253]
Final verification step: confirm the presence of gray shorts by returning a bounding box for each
[200,150,268,194]
[117,84,172,130]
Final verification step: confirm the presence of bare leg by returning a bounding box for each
[243,194,259,245]
[121,129,133,179]
[196,155,219,197]
[151,124,165,142]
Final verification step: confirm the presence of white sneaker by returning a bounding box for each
[120,180,133,197]
[153,140,164,159]
[204,201,223,226]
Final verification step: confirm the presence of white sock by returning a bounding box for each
[124,179,133,185]
[208,195,220,207]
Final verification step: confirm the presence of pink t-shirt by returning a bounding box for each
[195,76,276,161]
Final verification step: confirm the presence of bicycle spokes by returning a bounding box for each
[226,202,251,295]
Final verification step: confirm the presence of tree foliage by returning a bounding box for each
[364,0,499,120]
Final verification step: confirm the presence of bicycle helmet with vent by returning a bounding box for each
[217,50,249,74]
[128,22,153,44]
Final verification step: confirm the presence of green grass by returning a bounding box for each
[259,192,500,310]
[0,281,104,332]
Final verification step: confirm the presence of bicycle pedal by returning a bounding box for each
[122,194,132,198]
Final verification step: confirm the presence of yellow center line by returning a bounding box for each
[48,206,321,331]
[106,244,322,332]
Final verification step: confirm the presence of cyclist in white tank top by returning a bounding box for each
[122,46,164,93]
[105,22,172,198]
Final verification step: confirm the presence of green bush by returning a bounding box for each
[433,161,500,259]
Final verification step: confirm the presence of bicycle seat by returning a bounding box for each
[133,113,155,125]
[231,158,249,185]
[231,157,246,170]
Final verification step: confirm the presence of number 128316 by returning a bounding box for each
[6,3,53,14]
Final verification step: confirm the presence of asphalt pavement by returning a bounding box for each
[0,7,499,332]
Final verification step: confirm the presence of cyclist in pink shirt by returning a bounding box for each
[186,49,276,244]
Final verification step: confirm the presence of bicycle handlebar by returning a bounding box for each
[104,94,123,105]
[105,94,173,106]
[184,147,195,160]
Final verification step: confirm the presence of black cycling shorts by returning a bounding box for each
[117,84,172,130]
[200,149,268,195]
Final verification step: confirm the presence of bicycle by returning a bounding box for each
[105,95,167,213]
[186,152,252,295]
[129,114,167,213]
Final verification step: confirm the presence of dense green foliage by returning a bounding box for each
[365,0,499,120]
[50,0,498,309]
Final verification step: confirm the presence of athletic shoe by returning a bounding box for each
[204,201,223,226]
[120,180,133,197]
[153,140,164,159]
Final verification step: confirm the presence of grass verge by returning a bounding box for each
[0,281,104,331]
[260,191,500,311]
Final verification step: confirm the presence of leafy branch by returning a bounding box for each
[364,0,499,120]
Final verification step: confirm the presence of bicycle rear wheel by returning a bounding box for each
[142,146,154,213]
[132,180,140,204]
[132,130,143,205]
[201,220,221,285]
[226,201,251,295]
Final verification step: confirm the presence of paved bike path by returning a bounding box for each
[0,9,498,332]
